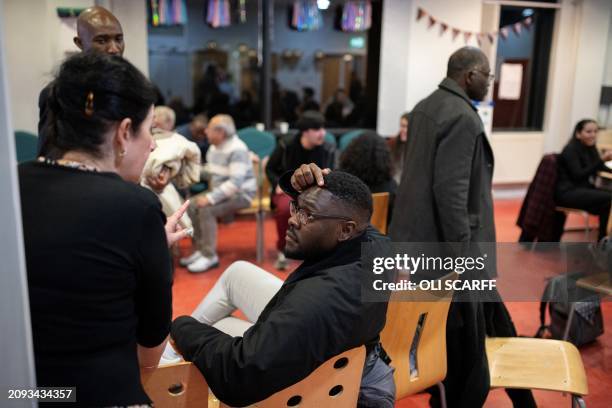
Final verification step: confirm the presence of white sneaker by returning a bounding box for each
[159,342,182,366]
[187,254,219,273]
[274,252,288,270]
[179,250,202,267]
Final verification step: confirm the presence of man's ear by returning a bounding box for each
[337,220,358,242]
[74,36,84,50]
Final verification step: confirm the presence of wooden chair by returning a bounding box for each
[556,206,595,240]
[486,337,588,407]
[141,361,210,408]
[253,346,366,407]
[371,192,390,234]
[379,273,456,407]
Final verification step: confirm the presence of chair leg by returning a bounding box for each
[437,382,447,408]
[572,395,586,408]
[583,212,590,240]
[563,302,576,341]
[255,210,264,263]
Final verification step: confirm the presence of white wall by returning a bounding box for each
[378,0,612,184]
[605,13,612,87]
[569,0,611,128]
[0,0,37,401]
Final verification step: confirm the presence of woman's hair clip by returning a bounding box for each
[84,91,94,116]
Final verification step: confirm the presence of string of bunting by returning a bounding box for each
[291,0,322,31]
[149,0,187,26]
[417,7,533,46]
[206,0,231,28]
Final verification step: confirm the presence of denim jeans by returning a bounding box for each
[357,344,396,408]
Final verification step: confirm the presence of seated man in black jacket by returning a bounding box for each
[169,167,395,407]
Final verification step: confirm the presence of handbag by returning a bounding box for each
[534,272,604,347]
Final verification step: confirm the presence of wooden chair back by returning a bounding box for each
[253,346,366,408]
[141,362,209,408]
[486,337,588,396]
[379,273,455,399]
[371,192,390,234]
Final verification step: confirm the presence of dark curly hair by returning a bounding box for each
[323,171,373,223]
[339,131,393,190]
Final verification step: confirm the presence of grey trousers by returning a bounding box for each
[189,194,251,257]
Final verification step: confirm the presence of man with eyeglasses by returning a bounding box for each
[165,165,396,407]
[388,47,535,407]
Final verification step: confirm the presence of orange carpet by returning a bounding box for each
[171,199,611,407]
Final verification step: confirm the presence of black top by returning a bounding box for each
[265,133,336,192]
[556,138,610,193]
[19,161,172,407]
[171,227,391,407]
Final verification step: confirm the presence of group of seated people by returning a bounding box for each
[21,50,398,407]
[17,5,610,408]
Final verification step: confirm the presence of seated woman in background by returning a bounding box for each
[18,52,187,407]
[556,119,612,240]
[339,131,397,226]
[388,112,409,184]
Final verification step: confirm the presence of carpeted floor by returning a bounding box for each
[171,199,611,407]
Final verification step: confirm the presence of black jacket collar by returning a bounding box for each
[439,77,477,112]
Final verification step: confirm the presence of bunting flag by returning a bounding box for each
[499,27,509,40]
[476,33,484,47]
[415,7,535,47]
[292,0,322,31]
[417,7,426,21]
[439,22,449,36]
[238,0,247,24]
[341,1,372,32]
[206,0,230,28]
[428,15,436,28]
[150,0,187,26]
[451,27,461,41]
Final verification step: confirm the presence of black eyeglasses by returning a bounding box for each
[472,69,495,82]
[289,200,353,226]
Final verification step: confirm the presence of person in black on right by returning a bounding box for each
[556,119,612,240]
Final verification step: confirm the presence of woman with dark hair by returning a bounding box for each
[388,112,409,183]
[18,52,187,407]
[556,119,612,239]
[339,131,397,224]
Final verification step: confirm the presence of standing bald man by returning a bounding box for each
[389,47,536,407]
[37,6,124,155]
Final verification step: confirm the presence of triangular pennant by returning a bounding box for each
[499,27,509,40]
[428,15,436,28]
[452,28,461,41]
[487,32,495,44]
[476,33,484,47]
[417,8,426,21]
[523,16,533,30]
[440,22,449,36]
[463,31,472,44]
[513,22,522,36]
